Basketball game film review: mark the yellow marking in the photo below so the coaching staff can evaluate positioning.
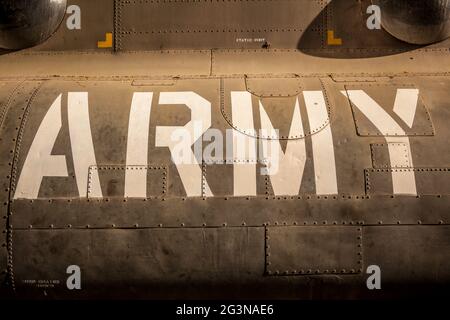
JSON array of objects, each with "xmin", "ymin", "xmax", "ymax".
[
  {"xmin": 97, "ymin": 32, "xmax": 113, "ymax": 48},
  {"xmin": 327, "ymin": 30, "xmax": 342, "ymax": 46}
]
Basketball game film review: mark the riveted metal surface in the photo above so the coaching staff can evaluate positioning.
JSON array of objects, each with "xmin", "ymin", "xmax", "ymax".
[
  {"xmin": 0, "ymin": 81, "xmax": 22, "ymax": 291},
  {"xmin": 245, "ymin": 76, "xmax": 303, "ymax": 98},
  {"xmin": 344, "ymin": 84, "xmax": 435, "ymax": 137},
  {"xmin": 116, "ymin": 0, "xmax": 326, "ymax": 50},
  {"xmin": 201, "ymin": 160, "xmax": 233, "ymax": 198},
  {"xmin": 131, "ymin": 79, "xmax": 177, "ymax": 87},
  {"xmin": 4, "ymin": 51, "xmax": 450, "ymax": 81},
  {"xmin": 362, "ymin": 226, "xmax": 450, "ymax": 297},
  {"xmin": 370, "ymin": 143, "xmax": 411, "ymax": 169},
  {"xmin": 9, "ymin": 195, "xmax": 450, "ymax": 229},
  {"xmin": 221, "ymin": 77, "xmax": 331, "ymax": 140},
  {"xmin": 13, "ymin": 227, "xmax": 265, "ymax": 298},
  {"xmin": 1, "ymin": 0, "xmax": 450, "ymax": 298},
  {"xmin": 300, "ymin": 0, "xmax": 450, "ymax": 58},
  {"xmin": 7, "ymin": 225, "xmax": 449, "ymax": 299},
  {"xmin": 211, "ymin": 49, "xmax": 450, "ymax": 77},
  {"xmin": 0, "ymin": 82, "xmax": 23, "ymax": 129},
  {"xmin": 33, "ymin": 0, "xmax": 114, "ymax": 51},
  {"xmin": 0, "ymin": 51, "xmax": 213, "ymax": 80},
  {"xmin": 330, "ymin": 76, "xmax": 394, "ymax": 83},
  {"xmin": 325, "ymin": 0, "xmax": 412, "ymax": 51},
  {"xmin": 0, "ymin": 81, "xmax": 44, "ymax": 292},
  {"xmin": 365, "ymin": 168, "xmax": 450, "ymax": 196},
  {"xmin": 266, "ymin": 226, "xmax": 362, "ymax": 276},
  {"xmin": 11, "ymin": 79, "xmax": 220, "ymax": 200},
  {"xmin": 201, "ymin": 159, "xmax": 269, "ymax": 198},
  {"xmin": 97, "ymin": 0, "xmax": 450, "ymax": 53},
  {"xmin": 3, "ymin": 76, "xmax": 450, "ymax": 231},
  {"xmin": 87, "ymin": 165, "xmax": 168, "ymax": 199}
]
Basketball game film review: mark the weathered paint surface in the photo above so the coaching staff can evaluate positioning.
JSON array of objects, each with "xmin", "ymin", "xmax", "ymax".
[{"xmin": 0, "ymin": 0, "xmax": 449, "ymax": 299}]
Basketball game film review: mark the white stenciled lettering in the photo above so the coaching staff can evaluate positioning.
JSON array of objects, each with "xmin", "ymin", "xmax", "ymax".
[
  {"xmin": 259, "ymin": 99, "xmax": 306, "ymax": 196},
  {"xmin": 304, "ymin": 91, "xmax": 338, "ymax": 195},
  {"xmin": 342, "ymin": 89, "xmax": 417, "ymax": 195},
  {"xmin": 124, "ymin": 93, "xmax": 153, "ymax": 198},
  {"xmin": 68, "ymin": 92, "xmax": 102, "ymax": 198},
  {"xmin": 231, "ymin": 91, "xmax": 337, "ymax": 196},
  {"xmin": 230, "ymin": 92, "xmax": 257, "ymax": 196},
  {"xmin": 14, "ymin": 95, "xmax": 68, "ymax": 199},
  {"xmin": 155, "ymin": 92, "xmax": 212, "ymax": 197}
]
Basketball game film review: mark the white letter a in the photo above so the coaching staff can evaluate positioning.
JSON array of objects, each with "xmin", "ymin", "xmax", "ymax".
[{"xmin": 14, "ymin": 95, "xmax": 68, "ymax": 199}]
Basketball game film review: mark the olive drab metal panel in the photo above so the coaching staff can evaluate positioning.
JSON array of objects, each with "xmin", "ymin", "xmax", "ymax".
[
  {"xmin": 13, "ymin": 228, "xmax": 265, "ymax": 298},
  {"xmin": 34, "ymin": 0, "xmax": 115, "ymax": 51},
  {"xmin": 116, "ymin": 0, "xmax": 327, "ymax": 50},
  {"xmin": 266, "ymin": 226, "xmax": 362, "ymax": 276},
  {"xmin": 1, "ymin": 0, "xmax": 450, "ymax": 300},
  {"xmin": 344, "ymin": 84, "xmax": 434, "ymax": 137}
]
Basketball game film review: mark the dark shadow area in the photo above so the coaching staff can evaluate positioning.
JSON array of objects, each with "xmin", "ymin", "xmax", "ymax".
[
  {"xmin": 297, "ymin": 0, "xmax": 422, "ymax": 59},
  {"xmin": 0, "ymin": 48, "xmax": 13, "ymax": 56},
  {"xmin": 6, "ymin": 280, "xmax": 450, "ymax": 300}
]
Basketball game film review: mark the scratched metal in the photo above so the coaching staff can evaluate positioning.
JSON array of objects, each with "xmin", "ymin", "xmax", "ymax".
[
  {"xmin": 0, "ymin": 81, "xmax": 42, "ymax": 294},
  {"xmin": 9, "ymin": 226, "xmax": 450, "ymax": 299}
]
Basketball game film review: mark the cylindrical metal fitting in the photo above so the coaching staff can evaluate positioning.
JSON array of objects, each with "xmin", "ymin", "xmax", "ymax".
[
  {"xmin": 374, "ymin": 0, "xmax": 450, "ymax": 44},
  {"xmin": 0, "ymin": 0, "xmax": 67, "ymax": 50}
]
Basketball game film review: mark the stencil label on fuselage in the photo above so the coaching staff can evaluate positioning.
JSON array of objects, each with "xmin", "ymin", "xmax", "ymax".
[{"xmin": 13, "ymin": 83, "xmax": 432, "ymax": 199}]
